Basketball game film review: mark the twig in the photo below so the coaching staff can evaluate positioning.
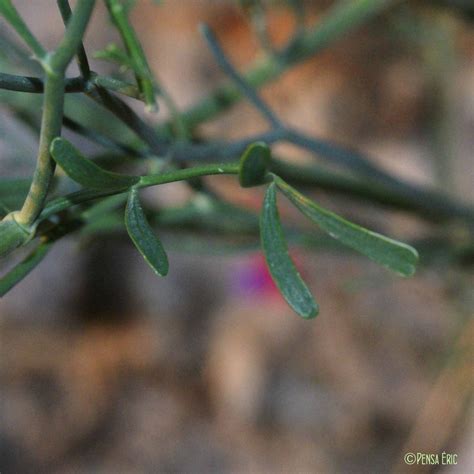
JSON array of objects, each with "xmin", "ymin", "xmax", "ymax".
[
  {"xmin": 0, "ymin": 0, "xmax": 46, "ymax": 61},
  {"xmin": 104, "ymin": 0, "xmax": 157, "ymax": 112},
  {"xmin": 174, "ymin": 0, "xmax": 401, "ymax": 131},
  {"xmin": 200, "ymin": 23, "xmax": 282, "ymax": 130},
  {"xmin": 56, "ymin": 0, "xmax": 91, "ymax": 79},
  {"xmin": 0, "ymin": 72, "xmax": 85, "ymax": 93},
  {"xmin": 17, "ymin": 0, "xmax": 96, "ymax": 227}
]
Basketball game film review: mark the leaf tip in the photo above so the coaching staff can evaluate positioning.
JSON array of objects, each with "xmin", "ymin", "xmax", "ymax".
[{"xmin": 299, "ymin": 301, "xmax": 319, "ymax": 319}]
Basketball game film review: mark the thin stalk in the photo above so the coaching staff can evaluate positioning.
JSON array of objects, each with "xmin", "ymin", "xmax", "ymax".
[
  {"xmin": 0, "ymin": 0, "xmax": 46, "ymax": 61},
  {"xmin": 270, "ymin": 159, "xmax": 474, "ymax": 223},
  {"xmin": 56, "ymin": 0, "xmax": 91, "ymax": 78},
  {"xmin": 16, "ymin": 0, "xmax": 95, "ymax": 226},
  {"xmin": 105, "ymin": 0, "xmax": 157, "ymax": 111},
  {"xmin": 0, "ymin": 71, "xmax": 144, "ymax": 101},
  {"xmin": 16, "ymin": 72, "xmax": 65, "ymax": 226},
  {"xmin": 173, "ymin": 0, "xmax": 400, "ymax": 131},
  {"xmin": 0, "ymin": 72, "xmax": 85, "ymax": 93},
  {"xmin": 201, "ymin": 24, "xmax": 282, "ymax": 129},
  {"xmin": 89, "ymin": 86, "xmax": 165, "ymax": 153},
  {"xmin": 48, "ymin": 0, "xmax": 95, "ymax": 73},
  {"xmin": 40, "ymin": 162, "xmax": 240, "ymax": 220}
]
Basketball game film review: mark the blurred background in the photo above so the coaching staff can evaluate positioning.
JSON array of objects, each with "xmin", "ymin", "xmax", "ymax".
[{"xmin": 0, "ymin": 1, "xmax": 473, "ymax": 472}]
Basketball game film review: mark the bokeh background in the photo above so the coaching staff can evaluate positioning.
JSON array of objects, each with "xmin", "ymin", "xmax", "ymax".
[{"xmin": 0, "ymin": 1, "xmax": 473, "ymax": 473}]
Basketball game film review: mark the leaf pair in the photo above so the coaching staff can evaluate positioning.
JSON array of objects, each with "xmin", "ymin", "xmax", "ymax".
[
  {"xmin": 260, "ymin": 177, "xmax": 419, "ymax": 319},
  {"xmin": 51, "ymin": 137, "xmax": 168, "ymax": 277}
]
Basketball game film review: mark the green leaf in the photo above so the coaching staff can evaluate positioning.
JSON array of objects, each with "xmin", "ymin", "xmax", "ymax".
[
  {"xmin": 260, "ymin": 182, "xmax": 318, "ymax": 319},
  {"xmin": 125, "ymin": 187, "xmax": 169, "ymax": 276},
  {"xmin": 239, "ymin": 141, "xmax": 270, "ymax": 188},
  {"xmin": 0, "ymin": 241, "xmax": 51, "ymax": 296},
  {"xmin": 50, "ymin": 137, "xmax": 139, "ymax": 189},
  {"xmin": 0, "ymin": 212, "xmax": 34, "ymax": 258},
  {"xmin": 274, "ymin": 176, "xmax": 419, "ymax": 277}
]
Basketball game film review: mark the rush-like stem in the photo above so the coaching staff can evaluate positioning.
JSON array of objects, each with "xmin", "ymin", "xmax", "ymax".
[
  {"xmin": 178, "ymin": 0, "xmax": 401, "ymax": 130},
  {"xmin": 16, "ymin": 72, "xmax": 65, "ymax": 226},
  {"xmin": 15, "ymin": 0, "xmax": 95, "ymax": 227}
]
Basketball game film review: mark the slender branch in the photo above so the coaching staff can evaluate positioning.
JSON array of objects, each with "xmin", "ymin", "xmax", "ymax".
[
  {"xmin": 56, "ymin": 0, "xmax": 91, "ymax": 78},
  {"xmin": 171, "ymin": 0, "xmax": 401, "ymax": 132},
  {"xmin": 105, "ymin": 0, "xmax": 157, "ymax": 111},
  {"xmin": 280, "ymin": 0, "xmax": 399, "ymax": 64},
  {"xmin": 88, "ymin": 86, "xmax": 166, "ymax": 153},
  {"xmin": 270, "ymin": 158, "xmax": 474, "ymax": 223},
  {"xmin": 285, "ymin": 129, "xmax": 402, "ymax": 186},
  {"xmin": 200, "ymin": 23, "xmax": 282, "ymax": 129},
  {"xmin": 16, "ymin": 0, "xmax": 96, "ymax": 227},
  {"xmin": 48, "ymin": 0, "xmax": 95, "ymax": 73},
  {"xmin": 173, "ymin": 128, "xmax": 286, "ymax": 162},
  {"xmin": 138, "ymin": 162, "xmax": 239, "ymax": 187},
  {"xmin": 0, "ymin": 71, "xmax": 85, "ymax": 93},
  {"xmin": 0, "ymin": 0, "xmax": 46, "ymax": 60},
  {"xmin": 0, "ymin": 71, "xmax": 143, "ymax": 100},
  {"xmin": 16, "ymin": 72, "xmax": 65, "ymax": 226},
  {"xmin": 0, "ymin": 70, "xmax": 154, "ymax": 152},
  {"xmin": 40, "ymin": 162, "xmax": 240, "ymax": 220}
]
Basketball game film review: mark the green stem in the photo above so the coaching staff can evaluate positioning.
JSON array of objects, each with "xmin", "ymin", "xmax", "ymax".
[
  {"xmin": 174, "ymin": 0, "xmax": 400, "ymax": 131},
  {"xmin": 270, "ymin": 159, "xmax": 474, "ymax": 223},
  {"xmin": 56, "ymin": 0, "xmax": 91, "ymax": 78},
  {"xmin": 0, "ymin": 72, "xmax": 85, "ymax": 93},
  {"xmin": 16, "ymin": 0, "xmax": 95, "ymax": 226},
  {"xmin": 0, "ymin": 71, "xmax": 143, "ymax": 100},
  {"xmin": 105, "ymin": 0, "xmax": 157, "ymax": 111},
  {"xmin": 17, "ymin": 72, "xmax": 65, "ymax": 226},
  {"xmin": 138, "ymin": 163, "xmax": 239, "ymax": 187},
  {"xmin": 48, "ymin": 0, "xmax": 95, "ymax": 73},
  {"xmin": 0, "ymin": 0, "xmax": 46, "ymax": 61},
  {"xmin": 40, "ymin": 162, "xmax": 240, "ymax": 220}
]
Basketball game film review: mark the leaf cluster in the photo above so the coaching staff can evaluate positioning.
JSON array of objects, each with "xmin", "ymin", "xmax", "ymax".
[{"xmin": 0, "ymin": 0, "xmax": 472, "ymax": 317}]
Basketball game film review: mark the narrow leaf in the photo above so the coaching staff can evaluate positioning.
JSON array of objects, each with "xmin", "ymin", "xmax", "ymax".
[
  {"xmin": 50, "ymin": 137, "xmax": 139, "ymax": 189},
  {"xmin": 260, "ymin": 182, "xmax": 318, "ymax": 319},
  {"xmin": 0, "ymin": 241, "xmax": 51, "ymax": 296},
  {"xmin": 239, "ymin": 141, "xmax": 271, "ymax": 188},
  {"xmin": 125, "ymin": 187, "xmax": 169, "ymax": 276},
  {"xmin": 274, "ymin": 176, "xmax": 419, "ymax": 277}
]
